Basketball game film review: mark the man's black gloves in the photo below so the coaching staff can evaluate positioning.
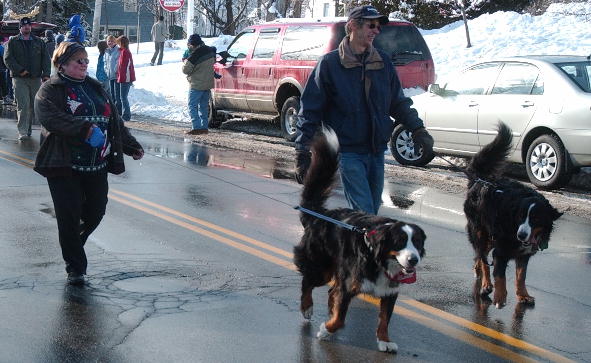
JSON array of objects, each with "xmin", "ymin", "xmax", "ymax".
[
  {"xmin": 412, "ymin": 127, "xmax": 434, "ymax": 155},
  {"xmin": 295, "ymin": 150, "xmax": 311, "ymax": 184}
]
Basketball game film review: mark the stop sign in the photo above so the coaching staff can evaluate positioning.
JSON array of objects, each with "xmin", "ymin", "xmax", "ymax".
[{"xmin": 159, "ymin": 0, "xmax": 184, "ymax": 12}]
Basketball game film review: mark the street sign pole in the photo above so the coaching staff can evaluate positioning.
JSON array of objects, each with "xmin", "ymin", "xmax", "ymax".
[{"xmin": 186, "ymin": 0, "xmax": 194, "ymax": 38}]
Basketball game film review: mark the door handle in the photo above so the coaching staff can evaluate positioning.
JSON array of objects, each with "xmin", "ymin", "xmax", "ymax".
[
  {"xmin": 468, "ymin": 101, "xmax": 478, "ymax": 107},
  {"xmin": 521, "ymin": 101, "xmax": 535, "ymax": 107}
]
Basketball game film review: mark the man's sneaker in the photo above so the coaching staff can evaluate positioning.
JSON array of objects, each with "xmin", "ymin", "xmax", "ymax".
[
  {"xmin": 150, "ymin": 62, "xmax": 155, "ymax": 66},
  {"xmin": 67, "ymin": 272, "xmax": 85, "ymax": 286},
  {"xmin": 18, "ymin": 134, "xmax": 27, "ymax": 141}
]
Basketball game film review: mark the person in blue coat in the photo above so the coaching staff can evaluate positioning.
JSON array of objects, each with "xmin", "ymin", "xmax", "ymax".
[{"xmin": 67, "ymin": 14, "xmax": 86, "ymax": 44}]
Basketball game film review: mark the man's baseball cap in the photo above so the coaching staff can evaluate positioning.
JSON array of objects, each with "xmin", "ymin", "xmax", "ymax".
[
  {"xmin": 19, "ymin": 17, "xmax": 32, "ymax": 28},
  {"xmin": 347, "ymin": 6, "xmax": 388, "ymax": 25}
]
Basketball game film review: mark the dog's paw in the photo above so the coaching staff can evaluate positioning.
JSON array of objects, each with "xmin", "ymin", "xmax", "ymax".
[
  {"xmin": 302, "ymin": 306, "xmax": 313, "ymax": 320},
  {"xmin": 377, "ymin": 339, "xmax": 398, "ymax": 353},
  {"xmin": 493, "ymin": 292, "xmax": 507, "ymax": 309},
  {"xmin": 517, "ymin": 294, "xmax": 535, "ymax": 305},
  {"xmin": 316, "ymin": 322, "xmax": 332, "ymax": 340}
]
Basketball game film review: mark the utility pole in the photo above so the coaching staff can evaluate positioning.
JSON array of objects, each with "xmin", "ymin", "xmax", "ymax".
[
  {"xmin": 186, "ymin": 0, "xmax": 194, "ymax": 37},
  {"xmin": 91, "ymin": 0, "xmax": 103, "ymax": 45}
]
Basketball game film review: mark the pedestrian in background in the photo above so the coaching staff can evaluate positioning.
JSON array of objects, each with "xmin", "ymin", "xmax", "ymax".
[
  {"xmin": 150, "ymin": 15, "xmax": 168, "ymax": 66},
  {"xmin": 34, "ymin": 42, "xmax": 143, "ymax": 285},
  {"xmin": 67, "ymin": 14, "xmax": 86, "ymax": 45},
  {"xmin": 96, "ymin": 40, "xmax": 109, "ymax": 92},
  {"xmin": 0, "ymin": 38, "xmax": 14, "ymax": 104},
  {"xmin": 294, "ymin": 6, "xmax": 434, "ymax": 215},
  {"xmin": 115, "ymin": 35, "xmax": 135, "ymax": 122},
  {"xmin": 182, "ymin": 34, "xmax": 215, "ymax": 135},
  {"xmin": 44, "ymin": 30, "xmax": 56, "ymax": 62},
  {"xmin": 3, "ymin": 17, "xmax": 51, "ymax": 140},
  {"xmin": 0, "ymin": 39, "xmax": 8, "ymax": 107},
  {"xmin": 103, "ymin": 35, "xmax": 120, "ymax": 104}
]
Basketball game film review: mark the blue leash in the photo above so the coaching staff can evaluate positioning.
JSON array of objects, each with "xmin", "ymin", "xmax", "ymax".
[{"xmin": 294, "ymin": 206, "xmax": 366, "ymax": 234}]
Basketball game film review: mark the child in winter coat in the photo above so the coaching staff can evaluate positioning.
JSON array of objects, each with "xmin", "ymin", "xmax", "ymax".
[{"xmin": 67, "ymin": 14, "xmax": 86, "ymax": 44}]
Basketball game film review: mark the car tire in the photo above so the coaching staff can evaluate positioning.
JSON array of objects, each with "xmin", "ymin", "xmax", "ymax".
[
  {"xmin": 208, "ymin": 98, "xmax": 223, "ymax": 129},
  {"xmin": 389, "ymin": 124, "xmax": 434, "ymax": 166},
  {"xmin": 525, "ymin": 134, "xmax": 572, "ymax": 189},
  {"xmin": 280, "ymin": 96, "xmax": 300, "ymax": 142}
]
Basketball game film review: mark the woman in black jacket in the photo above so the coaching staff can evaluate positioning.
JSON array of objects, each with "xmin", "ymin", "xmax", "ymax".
[{"xmin": 34, "ymin": 42, "xmax": 144, "ymax": 285}]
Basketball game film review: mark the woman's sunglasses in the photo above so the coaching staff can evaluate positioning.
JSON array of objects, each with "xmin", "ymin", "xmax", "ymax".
[
  {"xmin": 366, "ymin": 23, "xmax": 382, "ymax": 31},
  {"xmin": 75, "ymin": 58, "xmax": 90, "ymax": 65}
]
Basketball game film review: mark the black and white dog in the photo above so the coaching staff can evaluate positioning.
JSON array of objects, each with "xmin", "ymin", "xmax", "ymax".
[
  {"xmin": 464, "ymin": 122, "xmax": 562, "ymax": 308},
  {"xmin": 293, "ymin": 128, "xmax": 426, "ymax": 353}
]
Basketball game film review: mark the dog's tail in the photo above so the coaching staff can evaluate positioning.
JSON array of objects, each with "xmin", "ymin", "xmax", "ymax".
[
  {"xmin": 299, "ymin": 126, "xmax": 339, "ymax": 218},
  {"xmin": 466, "ymin": 122, "xmax": 513, "ymax": 181}
]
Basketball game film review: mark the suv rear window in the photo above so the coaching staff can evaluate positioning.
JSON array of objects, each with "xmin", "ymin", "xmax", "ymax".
[
  {"xmin": 556, "ymin": 61, "xmax": 591, "ymax": 93},
  {"xmin": 334, "ymin": 23, "xmax": 432, "ymax": 65}
]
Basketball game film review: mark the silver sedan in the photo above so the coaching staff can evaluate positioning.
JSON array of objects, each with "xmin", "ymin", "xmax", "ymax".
[{"xmin": 390, "ymin": 55, "xmax": 591, "ymax": 189}]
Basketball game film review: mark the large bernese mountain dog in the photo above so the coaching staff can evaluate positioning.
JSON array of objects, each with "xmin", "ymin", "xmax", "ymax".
[
  {"xmin": 293, "ymin": 128, "xmax": 426, "ymax": 353},
  {"xmin": 464, "ymin": 122, "xmax": 562, "ymax": 309}
]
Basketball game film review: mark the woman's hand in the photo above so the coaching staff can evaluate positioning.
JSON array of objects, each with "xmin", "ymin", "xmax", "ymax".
[{"xmin": 132, "ymin": 149, "xmax": 144, "ymax": 160}]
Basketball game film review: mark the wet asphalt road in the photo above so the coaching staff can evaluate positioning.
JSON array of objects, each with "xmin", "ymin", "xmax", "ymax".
[{"xmin": 0, "ymin": 115, "xmax": 590, "ymax": 362}]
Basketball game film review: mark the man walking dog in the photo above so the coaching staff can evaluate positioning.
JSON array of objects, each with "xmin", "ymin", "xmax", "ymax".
[{"xmin": 295, "ymin": 6, "xmax": 434, "ymax": 214}]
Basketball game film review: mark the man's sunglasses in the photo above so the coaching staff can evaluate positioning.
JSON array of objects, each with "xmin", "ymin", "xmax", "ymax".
[
  {"xmin": 366, "ymin": 23, "xmax": 382, "ymax": 31},
  {"xmin": 75, "ymin": 58, "xmax": 90, "ymax": 65}
]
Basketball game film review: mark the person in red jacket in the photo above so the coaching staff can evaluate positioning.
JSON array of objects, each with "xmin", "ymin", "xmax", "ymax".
[{"xmin": 115, "ymin": 35, "xmax": 135, "ymax": 121}]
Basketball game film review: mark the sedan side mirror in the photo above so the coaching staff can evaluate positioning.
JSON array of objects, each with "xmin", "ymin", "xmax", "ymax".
[{"xmin": 428, "ymin": 83, "xmax": 442, "ymax": 95}]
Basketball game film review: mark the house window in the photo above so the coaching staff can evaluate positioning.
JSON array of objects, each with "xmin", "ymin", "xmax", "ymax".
[
  {"xmin": 123, "ymin": 0, "xmax": 137, "ymax": 12},
  {"xmin": 127, "ymin": 26, "xmax": 138, "ymax": 43},
  {"xmin": 322, "ymin": 3, "xmax": 330, "ymax": 17},
  {"xmin": 106, "ymin": 26, "xmax": 125, "ymax": 38}
]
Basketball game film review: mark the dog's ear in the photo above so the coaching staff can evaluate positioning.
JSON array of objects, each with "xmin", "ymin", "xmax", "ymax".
[{"xmin": 416, "ymin": 226, "xmax": 427, "ymax": 258}]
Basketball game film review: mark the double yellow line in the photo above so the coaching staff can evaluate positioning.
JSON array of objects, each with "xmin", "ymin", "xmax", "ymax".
[{"xmin": 0, "ymin": 148, "xmax": 573, "ymax": 362}]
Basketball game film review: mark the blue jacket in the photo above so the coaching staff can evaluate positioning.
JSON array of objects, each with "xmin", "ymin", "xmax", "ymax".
[
  {"xmin": 67, "ymin": 15, "xmax": 85, "ymax": 44},
  {"xmin": 96, "ymin": 53, "xmax": 108, "ymax": 82},
  {"xmin": 103, "ymin": 46, "xmax": 120, "ymax": 80},
  {"xmin": 296, "ymin": 38, "xmax": 423, "ymax": 153}
]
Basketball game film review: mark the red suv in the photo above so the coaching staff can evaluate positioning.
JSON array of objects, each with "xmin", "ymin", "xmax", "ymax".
[{"xmin": 212, "ymin": 18, "xmax": 435, "ymax": 141}]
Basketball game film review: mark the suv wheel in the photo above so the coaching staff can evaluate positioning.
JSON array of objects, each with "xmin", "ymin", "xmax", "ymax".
[
  {"xmin": 526, "ymin": 134, "xmax": 571, "ymax": 189},
  {"xmin": 208, "ymin": 98, "xmax": 223, "ymax": 129},
  {"xmin": 389, "ymin": 124, "xmax": 434, "ymax": 166},
  {"xmin": 280, "ymin": 96, "xmax": 300, "ymax": 141}
]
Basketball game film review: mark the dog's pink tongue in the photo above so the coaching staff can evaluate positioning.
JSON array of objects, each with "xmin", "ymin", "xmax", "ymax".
[{"xmin": 396, "ymin": 270, "xmax": 416, "ymax": 284}]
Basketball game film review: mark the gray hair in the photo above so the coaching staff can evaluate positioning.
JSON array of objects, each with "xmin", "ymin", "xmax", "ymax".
[{"xmin": 345, "ymin": 18, "xmax": 365, "ymax": 36}]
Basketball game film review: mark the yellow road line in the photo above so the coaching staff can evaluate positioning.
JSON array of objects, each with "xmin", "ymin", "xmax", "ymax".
[
  {"xmin": 400, "ymin": 298, "xmax": 574, "ymax": 363},
  {"xmin": 0, "ymin": 148, "xmax": 573, "ymax": 362},
  {"xmin": 109, "ymin": 193, "xmax": 296, "ymax": 271},
  {"xmin": 110, "ymin": 189, "xmax": 294, "ymax": 259},
  {"xmin": 0, "ymin": 150, "xmax": 34, "ymax": 167}
]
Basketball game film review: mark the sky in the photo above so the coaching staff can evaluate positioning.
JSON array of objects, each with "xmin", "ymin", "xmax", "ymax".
[{"xmin": 85, "ymin": 2, "xmax": 591, "ymax": 124}]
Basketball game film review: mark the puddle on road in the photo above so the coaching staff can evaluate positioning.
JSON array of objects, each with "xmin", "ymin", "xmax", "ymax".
[
  {"xmin": 139, "ymin": 132, "xmax": 294, "ymax": 181},
  {"xmin": 114, "ymin": 276, "xmax": 193, "ymax": 293}
]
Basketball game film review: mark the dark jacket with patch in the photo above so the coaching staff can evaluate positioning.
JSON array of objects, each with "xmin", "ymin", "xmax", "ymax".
[
  {"xmin": 34, "ymin": 75, "xmax": 142, "ymax": 177},
  {"xmin": 296, "ymin": 38, "xmax": 423, "ymax": 153},
  {"xmin": 182, "ymin": 45, "xmax": 216, "ymax": 90}
]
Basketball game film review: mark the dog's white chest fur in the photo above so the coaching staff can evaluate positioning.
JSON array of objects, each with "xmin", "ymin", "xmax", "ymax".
[{"xmin": 360, "ymin": 273, "xmax": 400, "ymax": 297}]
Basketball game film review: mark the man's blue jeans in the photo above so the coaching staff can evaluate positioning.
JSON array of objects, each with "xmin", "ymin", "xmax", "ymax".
[
  {"xmin": 189, "ymin": 89, "xmax": 210, "ymax": 130},
  {"xmin": 339, "ymin": 151, "xmax": 385, "ymax": 215},
  {"xmin": 115, "ymin": 82, "xmax": 132, "ymax": 121}
]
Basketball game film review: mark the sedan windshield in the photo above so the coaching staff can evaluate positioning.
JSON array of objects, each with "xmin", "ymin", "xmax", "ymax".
[{"xmin": 555, "ymin": 61, "xmax": 591, "ymax": 92}]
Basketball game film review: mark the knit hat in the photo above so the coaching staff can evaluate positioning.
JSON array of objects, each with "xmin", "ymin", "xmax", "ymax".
[
  {"xmin": 188, "ymin": 34, "xmax": 204, "ymax": 47},
  {"xmin": 19, "ymin": 17, "xmax": 32, "ymax": 28},
  {"xmin": 56, "ymin": 42, "xmax": 86, "ymax": 67}
]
